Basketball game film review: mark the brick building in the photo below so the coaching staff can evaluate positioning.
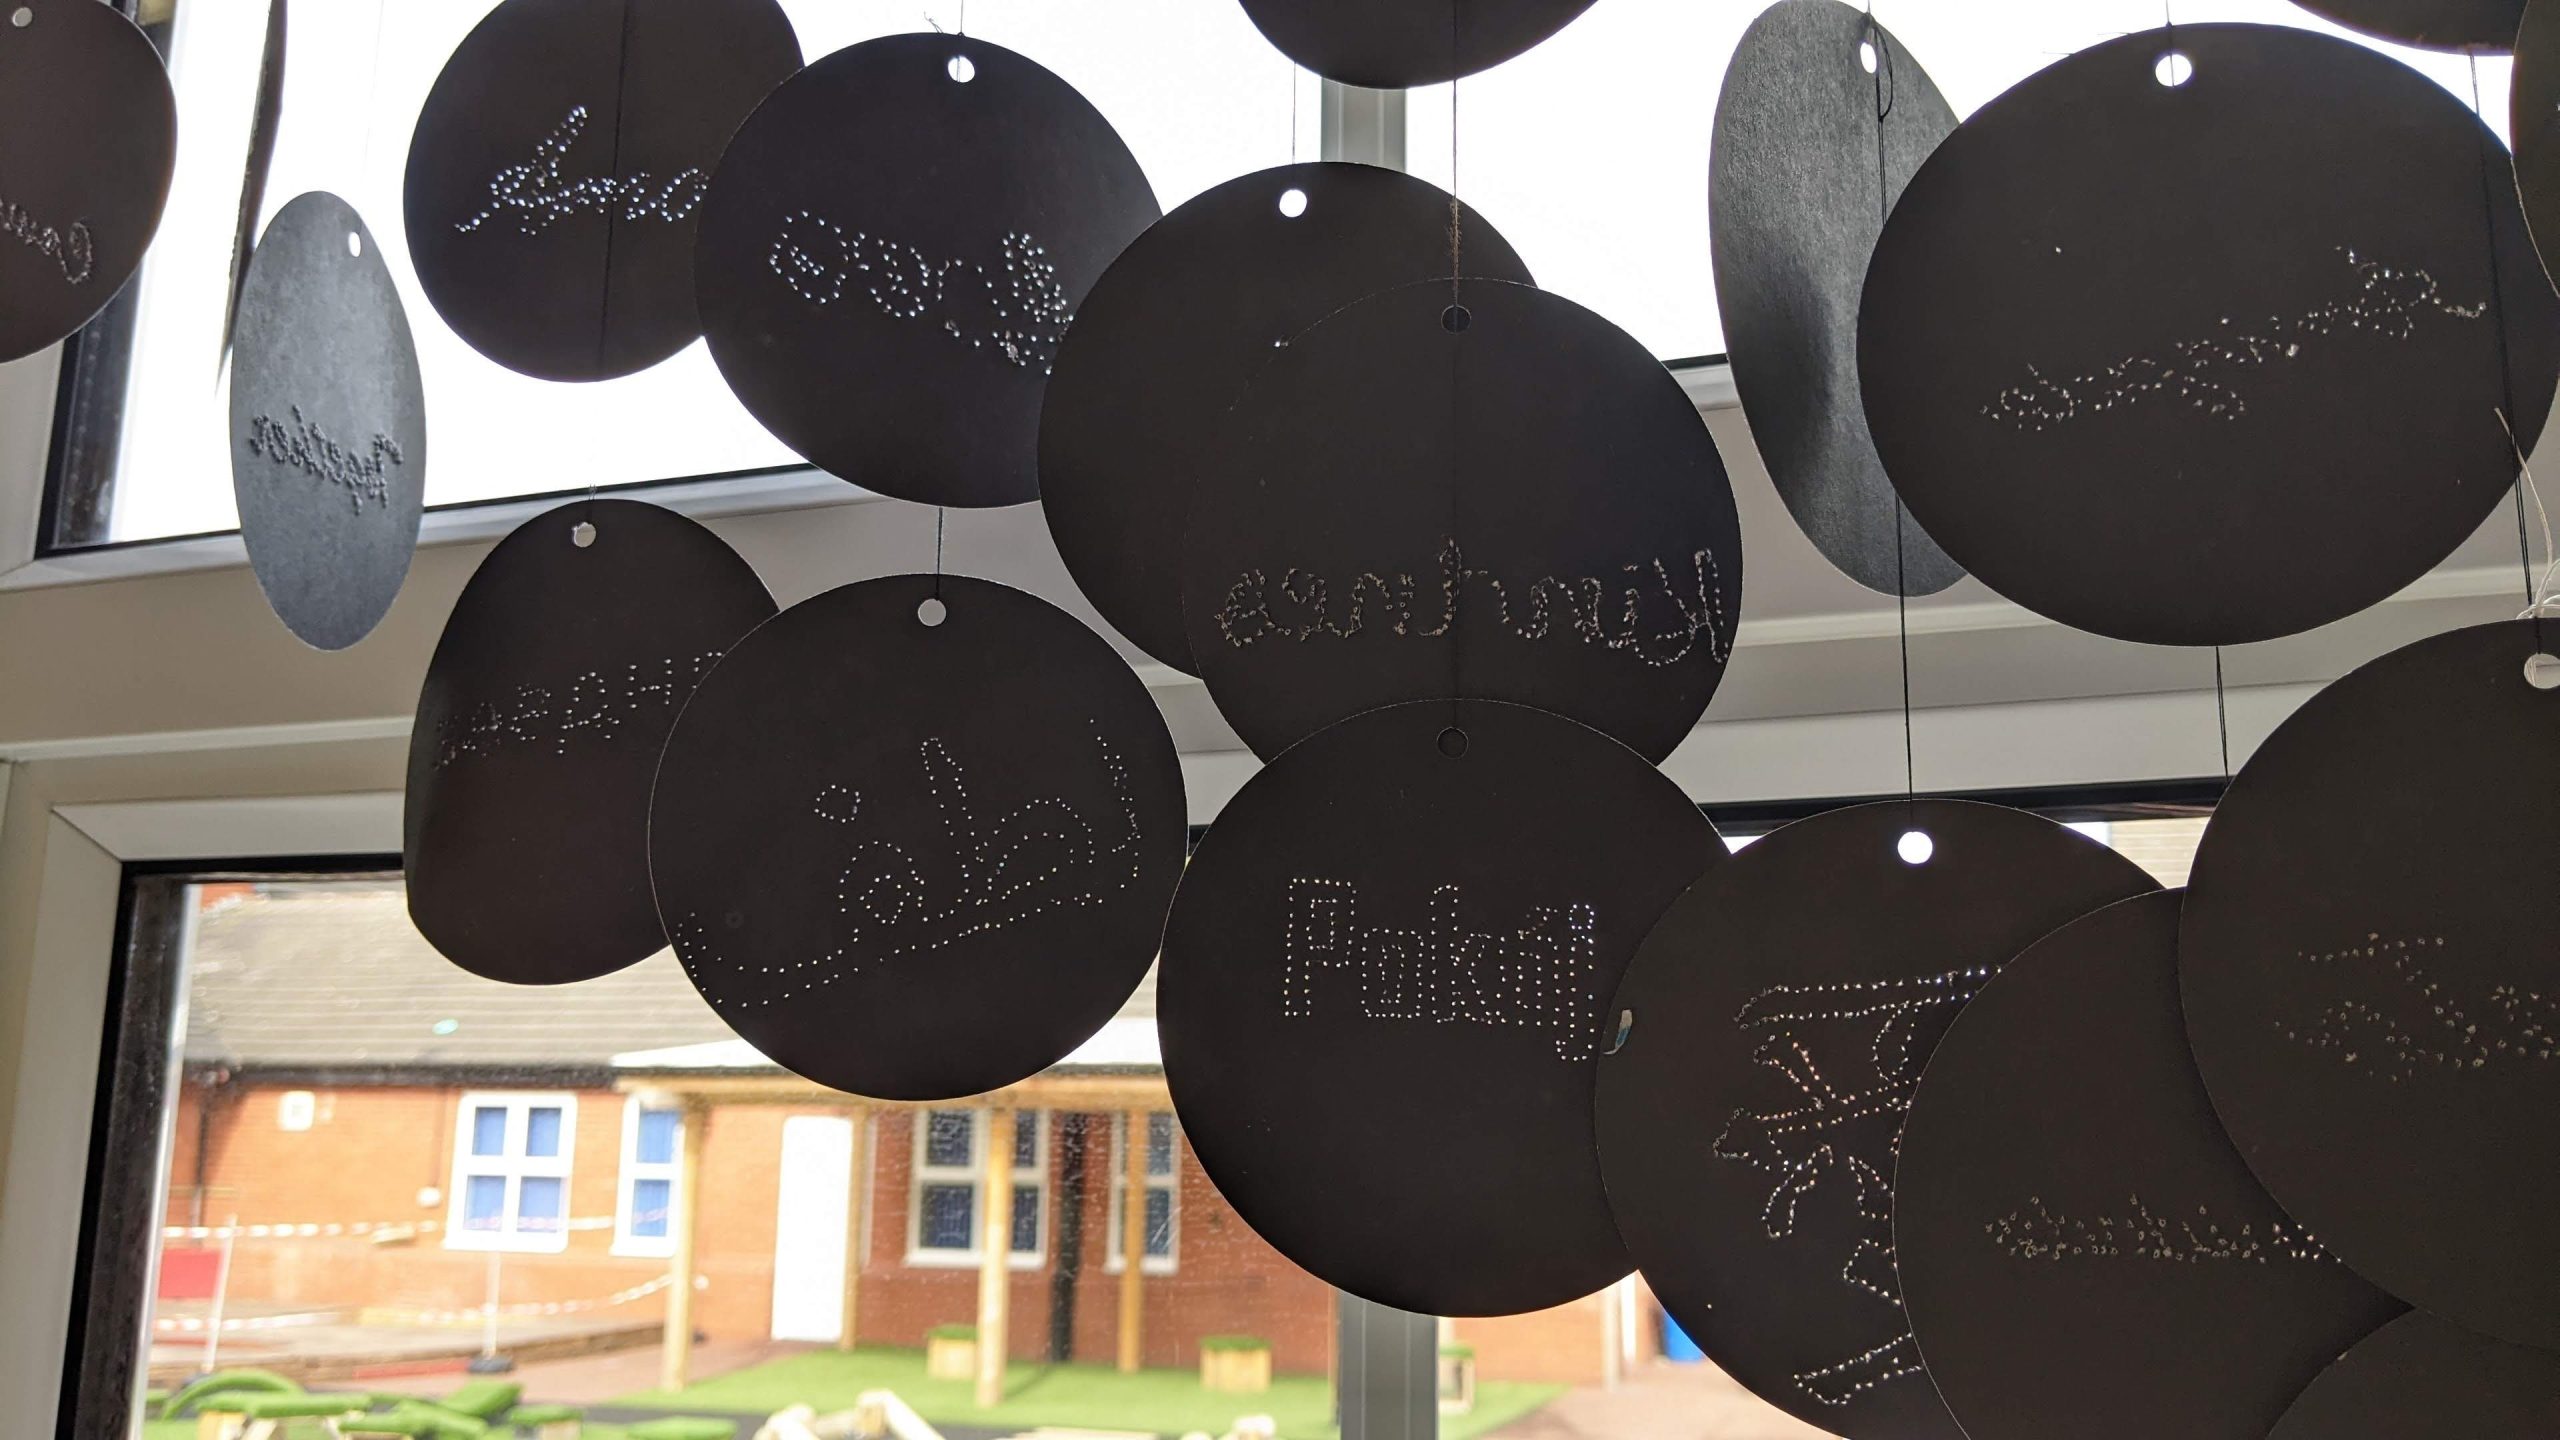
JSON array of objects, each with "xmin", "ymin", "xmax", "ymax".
[{"xmin": 165, "ymin": 884, "xmax": 1647, "ymax": 1388}]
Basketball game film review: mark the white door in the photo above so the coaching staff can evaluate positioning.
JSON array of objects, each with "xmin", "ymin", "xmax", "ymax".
[{"xmin": 771, "ymin": 1115, "xmax": 855, "ymax": 1342}]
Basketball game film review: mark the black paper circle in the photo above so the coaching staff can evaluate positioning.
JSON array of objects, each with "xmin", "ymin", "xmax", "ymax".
[
  {"xmin": 1594, "ymin": 800, "xmax": 2159, "ymax": 1439},
  {"xmin": 1235, "ymin": 0, "xmax": 1599, "ymax": 88},
  {"xmin": 1711, "ymin": 0, "xmax": 1962, "ymax": 598},
  {"xmin": 1860, "ymin": 24, "xmax": 2560, "ymax": 646},
  {"xmin": 2181, "ymin": 618, "xmax": 2560, "ymax": 1349},
  {"xmin": 405, "ymin": 500, "xmax": 776, "ymax": 985},
  {"xmin": 696, "ymin": 34, "xmax": 1159, "ymax": 507},
  {"xmin": 1896, "ymin": 891, "xmax": 2405, "ymax": 1440},
  {"xmin": 230, "ymin": 193, "xmax": 428, "ymax": 653},
  {"xmin": 1181, "ymin": 279, "xmax": 1741, "ymax": 763},
  {"xmin": 1039, "ymin": 162, "xmax": 1532, "ymax": 674},
  {"xmin": 1160, "ymin": 699, "xmax": 1720, "ymax": 1316},
  {"xmin": 0, "ymin": 0, "xmax": 177, "ymax": 363},
  {"xmin": 2514, "ymin": 1, "xmax": 2560, "ymax": 288},
  {"xmin": 2287, "ymin": 0, "xmax": 2524, "ymax": 52},
  {"xmin": 2266, "ymin": 1311, "xmax": 2560, "ymax": 1438},
  {"xmin": 649, "ymin": 574, "xmax": 1186, "ymax": 1101},
  {"xmin": 403, "ymin": 0, "xmax": 802, "ymax": 382}
]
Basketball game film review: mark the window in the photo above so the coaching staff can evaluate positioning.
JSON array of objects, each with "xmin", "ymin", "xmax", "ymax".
[
  {"xmin": 1108, "ymin": 1112, "xmax": 1180, "ymax": 1274},
  {"xmin": 446, "ymin": 1092, "xmax": 576, "ymax": 1253},
  {"xmin": 907, "ymin": 1108, "xmax": 1046, "ymax": 1268},
  {"xmin": 56, "ymin": 0, "xmax": 1322, "ymax": 548},
  {"xmin": 613, "ymin": 1099, "xmax": 683, "ymax": 1258},
  {"xmin": 1403, "ymin": 0, "xmax": 2515, "ymax": 363}
]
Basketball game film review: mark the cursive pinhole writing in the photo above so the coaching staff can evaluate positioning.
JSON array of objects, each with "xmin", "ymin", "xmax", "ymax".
[
  {"xmin": 767, "ymin": 211, "xmax": 1071, "ymax": 372},
  {"xmin": 453, "ymin": 106, "xmax": 708, "ymax": 237},
  {"xmin": 245, "ymin": 406, "xmax": 405, "ymax": 513},
  {"xmin": 1214, "ymin": 537, "xmax": 1732, "ymax": 670},
  {"xmin": 1, "ymin": 193, "xmax": 92, "ymax": 284}
]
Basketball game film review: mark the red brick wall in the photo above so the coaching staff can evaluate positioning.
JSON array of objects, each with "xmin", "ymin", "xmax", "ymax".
[{"xmin": 169, "ymin": 1084, "xmax": 1348, "ymax": 1377}]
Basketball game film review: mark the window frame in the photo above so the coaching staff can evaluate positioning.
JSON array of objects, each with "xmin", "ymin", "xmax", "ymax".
[
  {"xmin": 904, "ymin": 1107, "xmax": 1047, "ymax": 1271},
  {"xmin": 443, "ymin": 1090, "xmax": 578, "ymax": 1255},
  {"xmin": 1105, "ymin": 1111, "xmax": 1179, "ymax": 1276},
  {"xmin": 611, "ymin": 1097, "xmax": 682, "ymax": 1259}
]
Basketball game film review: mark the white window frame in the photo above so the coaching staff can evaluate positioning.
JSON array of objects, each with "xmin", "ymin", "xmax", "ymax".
[
  {"xmin": 1106, "ymin": 1112, "xmax": 1180, "ymax": 1276},
  {"xmin": 611, "ymin": 1097, "xmax": 682, "ymax": 1259},
  {"xmin": 444, "ymin": 1091, "xmax": 577, "ymax": 1255},
  {"xmin": 904, "ymin": 1108, "xmax": 1045, "ymax": 1271}
]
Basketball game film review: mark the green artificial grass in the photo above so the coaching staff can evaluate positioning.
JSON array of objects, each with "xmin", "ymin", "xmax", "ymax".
[
  {"xmin": 144, "ymin": 1424, "xmax": 642, "ymax": 1440},
  {"xmin": 1197, "ymin": 1334, "xmax": 1271, "ymax": 1354},
  {"xmin": 613, "ymin": 1344, "xmax": 1565, "ymax": 1440}
]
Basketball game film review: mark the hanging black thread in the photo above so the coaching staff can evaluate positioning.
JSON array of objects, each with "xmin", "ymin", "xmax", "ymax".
[
  {"xmin": 584, "ymin": 0, "xmax": 641, "ymax": 525},
  {"xmin": 2213, "ymin": 645, "xmax": 2231, "ymax": 782},
  {"xmin": 934, "ymin": 505, "xmax": 947, "ymax": 598},
  {"xmin": 1866, "ymin": 6, "xmax": 1918, "ymax": 806}
]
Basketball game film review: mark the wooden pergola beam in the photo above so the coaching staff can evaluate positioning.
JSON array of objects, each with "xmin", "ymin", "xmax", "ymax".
[
  {"xmin": 975, "ymin": 1108, "xmax": 1017, "ymax": 1409},
  {"xmin": 1117, "ymin": 1109, "xmax": 1147, "ymax": 1374},
  {"xmin": 659, "ymin": 1099, "xmax": 711, "ymax": 1393}
]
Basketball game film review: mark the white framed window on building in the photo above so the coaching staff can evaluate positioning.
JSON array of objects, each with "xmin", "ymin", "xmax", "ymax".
[
  {"xmin": 612, "ymin": 1099, "xmax": 683, "ymax": 1258},
  {"xmin": 907, "ymin": 1108, "xmax": 1045, "ymax": 1269},
  {"xmin": 1108, "ymin": 1112, "xmax": 1180, "ymax": 1275},
  {"xmin": 445, "ymin": 1092, "xmax": 575, "ymax": 1253}
]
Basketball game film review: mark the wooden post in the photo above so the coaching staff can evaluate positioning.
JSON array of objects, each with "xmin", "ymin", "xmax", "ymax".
[
  {"xmin": 659, "ymin": 1100, "xmax": 710, "ymax": 1394},
  {"xmin": 1117, "ymin": 1110, "xmax": 1147, "ymax": 1375},
  {"xmin": 840, "ymin": 1106, "xmax": 867, "ymax": 1352},
  {"xmin": 975, "ymin": 1108, "xmax": 1017, "ymax": 1410}
]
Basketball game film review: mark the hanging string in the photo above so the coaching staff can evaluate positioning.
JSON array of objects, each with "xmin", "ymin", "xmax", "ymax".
[
  {"xmin": 1865, "ymin": 4, "xmax": 1918, "ymax": 805},
  {"xmin": 1289, "ymin": 60, "xmax": 1300, "ymax": 166},
  {"xmin": 933, "ymin": 505, "xmax": 947, "ymax": 597},
  {"xmin": 2466, "ymin": 58, "xmax": 2549, "ymax": 659},
  {"xmin": 581, "ymin": 0, "xmax": 642, "ymax": 527},
  {"xmin": 2212, "ymin": 646, "xmax": 2232, "ymax": 782}
]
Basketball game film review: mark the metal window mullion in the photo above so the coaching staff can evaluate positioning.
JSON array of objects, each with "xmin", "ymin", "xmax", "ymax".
[{"xmin": 1320, "ymin": 79, "xmax": 1408, "ymax": 170}]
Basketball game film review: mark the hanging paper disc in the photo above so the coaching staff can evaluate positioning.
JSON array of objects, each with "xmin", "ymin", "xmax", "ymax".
[
  {"xmin": 1040, "ymin": 162, "xmax": 1532, "ymax": 674},
  {"xmin": 2287, "ymin": 1, "xmax": 2523, "ymax": 52},
  {"xmin": 403, "ymin": 0, "xmax": 802, "ymax": 381},
  {"xmin": 1236, "ymin": 0, "xmax": 1599, "ymax": 88},
  {"xmin": 1896, "ymin": 890, "xmax": 2405, "ymax": 1440},
  {"xmin": 2512, "ymin": 1, "xmax": 2560, "ymax": 289},
  {"xmin": 649, "ymin": 574, "xmax": 1186, "ymax": 1100},
  {"xmin": 230, "ymin": 193, "xmax": 428, "ymax": 652},
  {"xmin": 1712, "ymin": 0, "xmax": 1962, "ymax": 597},
  {"xmin": 2266, "ymin": 1311, "xmax": 2560, "ymax": 1439},
  {"xmin": 1160, "ymin": 699, "xmax": 1720, "ymax": 1316},
  {"xmin": 0, "ymin": 0, "xmax": 177, "ymax": 363},
  {"xmin": 695, "ymin": 33, "xmax": 1159, "ymax": 506},
  {"xmin": 406, "ymin": 500, "xmax": 776, "ymax": 984},
  {"xmin": 1595, "ymin": 800, "xmax": 2158, "ymax": 1439},
  {"xmin": 1860, "ymin": 24, "xmax": 2560, "ymax": 645},
  {"xmin": 2181, "ymin": 618, "xmax": 2560, "ymax": 1348},
  {"xmin": 1181, "ymin": 279, "xmax": 1742, "ymax": 763}
]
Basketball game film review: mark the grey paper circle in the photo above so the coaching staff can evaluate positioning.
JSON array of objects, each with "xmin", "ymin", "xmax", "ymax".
[
  {"xmin": 696, "ymin": 33, "xmax": 1160, "ymax": 506},
  {"xmin": 1713, "ymin": 0, "xmax": 1961, "ymax": 597},
  {"xmin": 403, "ymin": 0, "xmax": 803, "ymax": 381},
  {"xmin": 649, "ymin": 574, "xmax": 1188, "ymax": 1101},
  {"xmin": 0, "ymin": 0, "xmax": 177, "ymax": 363},
  {"xmin": 2181, "ymin": 618, "xmax": 2560, "ymax": 1349},
  {"xmin": 1595, "ymin": 800, "xmax": 2160, "ymax": 1440},
  {"xmin": 2267, "ymin": 1311, "xmax": 2560, "ymax": 1438},
  {"xmin": 1860, "ymin": 24, "xmax": 2560, "ymax": 645},
  {"xmin": 231, "ymin": 193, "xmax": 428, "ymax": 652},
  {"xmin": 406, "ymin": 500, "xmax": 777, "ymax": 985},
  {"xmin": 1181, "ymin": 279, "xmax": 1742, "ymax": 763},
  {"xmin": 1897, "ymin": 891, "xmax": 2404, "ymax": 1440},
  {"xmin": 1039, "ymin": 161, "xmax": 1532, "ymax": 674},
  {"xmin": 1160, "ymin": 699, "xmax": 1722, "ymax": 1317}
]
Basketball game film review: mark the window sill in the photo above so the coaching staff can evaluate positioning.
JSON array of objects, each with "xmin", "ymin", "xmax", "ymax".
[
  {"xmin": 443, "ymin": 1232, "xmax": 571, "ymax": 1255},
  {"xmin": 611, "ymin": 1238, "xmax": 676, "ymax": 1260},
  {"xmin": 903, "ymin": 1249, "xmax": 1046, "ymax": 1272},
  {"xmin": 1103, "ymin": 1258, "xmax": 1179, "ymax": 1277}
]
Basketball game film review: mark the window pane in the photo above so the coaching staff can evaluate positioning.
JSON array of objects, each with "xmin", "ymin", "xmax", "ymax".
[
  {"xmin": 91, "ymin": 0, "xmax": 1320, "ymax": 545},
  {"xmin": 462, "ymin": 1174, "xmax": 505, "ymax": 1231},
  {"xmin": 518, "ymin": 1176, "xmax": 564, "ymax": 1233},
  {"xmin": 636, "ymin": 1108, "xmax": 680, "ymax": 1166},
  {"xmin": 470, "ymin": 1105, "xmax": 507, "ymax": 1157},
  {"xmin": 630, "ymin": 1178, "xmax": 672, "ymax": 1240},
  {"xmin": 525, "ymin": 1106, "xmax": 563, "ymax": 1159},
  {"xmin": 1013, "ymin": 1112, "xmax": 1040, "ymax": 1169},
  {"xmin": 1146, "ymin": 1114, "xmax": 1176, "ymax": 1177},
  {"xmin": 924, "ymin": 1111, "xmax": 975, "ymax": 1170},
  {"xmin": 919, "ymin": 1183, "xmax": 975, "ymax": 1251},
  {"xmin": 1011, "ymin": 1184, "xmax": 1042, "ymax": 1255},
  {"xmin": 1144, "ymin": 1188, "xmax": 1175, "ymax": 1259}
]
